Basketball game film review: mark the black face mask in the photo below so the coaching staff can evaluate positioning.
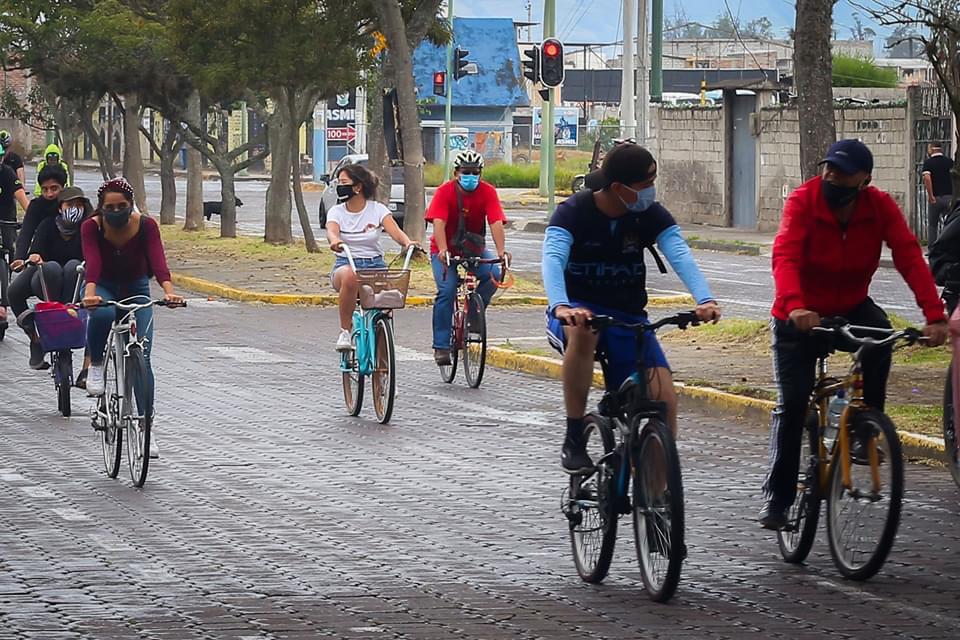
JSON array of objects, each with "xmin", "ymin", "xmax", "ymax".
[
  {"xmin": 336, "ymin": 184, "xmax": 356, "ymax": 203},
  {"xmin": 55, "ymin": 217, "xmax": 78, "ymax": 238},
  {"xmin": 104, "ymin": 207, "xmax": 133, "ymax": 228},
  {"xmin": 821, "ymin": 180, "xmax": 861, "ymax": 209}
]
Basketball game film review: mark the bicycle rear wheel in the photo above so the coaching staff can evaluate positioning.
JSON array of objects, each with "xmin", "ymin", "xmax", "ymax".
[
  {"xmin": 462, "ymin": 294, "xmax": 487, "ymax": 389},
  {"xmin": 125, "ymin": 345, "xmax": 152, "ymax": 488},
  {"xmin": 942, "ymin": 364, "xmax": 960, "ymax": 488},
  {"xmin": 100, "ymin": 347, "xmax": 122, "ymax": 478},
  {"xmin": 372, "ymin": 316, "xmax": 396, "ymax": 424},
  {"xmin": 632, "ymin": 418, "xmax": 684, "ymax": 602},
  {"xmin": 826, "ymin": 409, "xmax": 903, "ymax": 580},
  {"xmin": 342, "ymin": 328, "xmax": 364, "ymax": 416},
  {"xmin": 567, "ymin": 415, "xmax": 618, "ymax": 583},
  {"xmin": 778, "ymin": 411, "xmax": 822, "ymax": 563},
  {"xmin": 56, "ymin": 351, "xmax": 72, "ymax": 417}
]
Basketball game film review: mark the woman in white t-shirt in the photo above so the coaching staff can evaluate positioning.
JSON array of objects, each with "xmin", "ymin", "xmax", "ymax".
[{"xmin": 327, "ymin": 163, "xmax": 415, "ymax": 351}]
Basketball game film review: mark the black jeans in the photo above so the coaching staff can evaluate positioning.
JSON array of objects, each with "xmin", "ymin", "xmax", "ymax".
[
  {"xmin": 762, "ymin": 298, "xmax": 893, "ymax": 509},
  {"xmin": 929, "ymin": 196, "xmax": 953, "ymax": 245},
  {"xmin": 8, "ymin": 260, "xmax": 84, "ymax": 333}
]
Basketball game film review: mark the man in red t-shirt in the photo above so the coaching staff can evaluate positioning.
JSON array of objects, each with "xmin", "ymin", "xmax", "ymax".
[
  {"xmin": 760, "ymin": 139, "xmax": 948, "ymax": 530},
  {"xmin": 425, "ymin": 150, "xmax": 509, "ymax": 365}
]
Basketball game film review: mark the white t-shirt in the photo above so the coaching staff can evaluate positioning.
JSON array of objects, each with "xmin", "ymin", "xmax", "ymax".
[{"xmin": 327, "ymin": 201, "xmax": 391, "ymax": 259}]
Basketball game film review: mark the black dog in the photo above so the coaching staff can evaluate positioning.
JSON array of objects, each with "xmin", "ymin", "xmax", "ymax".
[{"xmin": 203, "ymin": 197, "xmax": 244, "ymax": 220}]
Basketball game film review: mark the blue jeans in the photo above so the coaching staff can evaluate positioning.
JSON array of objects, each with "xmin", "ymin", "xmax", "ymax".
[
  {"xmin": 329, "ymin": 255, "xmax": 387, "ymax": 285},
  {"xmin": 431, "ymin": 250, "xmax": 501, "ymax": 349},
  {"xmin": 87, "ymin": 278, "xmax": 154, "ymax": 411}
]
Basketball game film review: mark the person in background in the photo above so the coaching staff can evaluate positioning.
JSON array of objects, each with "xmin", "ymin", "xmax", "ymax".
[
  {"xmin": 33, "ymin": 144, "xmax": 70, "ymax": 196},
  {"xmin": 922, "ymin": 143, "xmax": 954, "ymax": 245},
  {"xmin": 11, "ymin": 165, "xmax": 67, "ymax": 273},
  {"xmin": 0, "ymin": 130, "xmax": 26, "ymax": 185}
]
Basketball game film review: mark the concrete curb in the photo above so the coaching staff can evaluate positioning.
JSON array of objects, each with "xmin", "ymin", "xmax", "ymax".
[
  {"xmin": 172, "ymin": 272, "xmax": 694, "ymax": 309},
  {"xmin": 484, "ymin": 346, "xmax": 946, "ymax": 462},
  {"xmin": 686, "ymin": 239, "xmax": 762, "ymax": 256}
]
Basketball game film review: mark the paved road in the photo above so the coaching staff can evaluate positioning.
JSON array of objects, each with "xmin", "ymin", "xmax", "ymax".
[{"xmin": 2, "ymin": 302, "xmax": 960, "ymax": 638}]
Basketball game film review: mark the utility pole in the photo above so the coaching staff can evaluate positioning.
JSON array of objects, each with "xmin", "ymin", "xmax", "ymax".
[
  {"xmin": 621, "ymin": 0, "xmax": 636, "ymax": 140},
  {"xmin": 636, "ymin": 0, "xmax": 649, "ymax": 145},
  {"xmin": 651, "ymin": 0, "xmax": 663, "ymax": 102},
  {"xmin": 539, "ymin": 0, "xmax": 556, "ymax": 204},
  {"xmin": 442, "ymin": 0, "xmax": 456, "ymax": 180}
]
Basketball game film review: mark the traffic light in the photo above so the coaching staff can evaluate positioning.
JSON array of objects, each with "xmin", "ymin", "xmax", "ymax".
[
  {"xmin": 454, "ymin": 47, "xmax": 470, "ymax": 80},
  {"xmin": 433, "ymin": 71, "xmax": 446, "ymax": 96},
  {"xmin": 541, "ymin": 38, "xmax": 564, "ymax": 88},
  {"xmin": 522, "ymin": 45, "xmax": 540, "ymax": 85}
]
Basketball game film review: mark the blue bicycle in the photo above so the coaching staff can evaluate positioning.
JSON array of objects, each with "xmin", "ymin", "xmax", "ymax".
[{"xmin": 339, "ymin": 244, "xmax": 416, "ymax": 424}]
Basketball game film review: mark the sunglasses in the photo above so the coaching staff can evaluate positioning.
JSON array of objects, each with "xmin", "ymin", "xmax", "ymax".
[{"xmin": 459, "ymin": 169, "xmax": 481, "ymax": 176}]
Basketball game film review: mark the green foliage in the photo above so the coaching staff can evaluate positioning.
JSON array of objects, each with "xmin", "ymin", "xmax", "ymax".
[
  {"xmin": 832, "ymin": 55, "xmax": 898, "ymax": 88},
  {"xmin": 423, "ymin": 162, "xmax": 575, "ymax": 191}
]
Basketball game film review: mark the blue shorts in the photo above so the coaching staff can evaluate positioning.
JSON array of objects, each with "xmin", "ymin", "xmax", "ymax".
[
  {"xmin": 330, "ymin": 255, "xmax": 387, "ymax": 286},
  {"xmin": 546, "ymin": 300, "xmax": 670, "ymax": 391}
]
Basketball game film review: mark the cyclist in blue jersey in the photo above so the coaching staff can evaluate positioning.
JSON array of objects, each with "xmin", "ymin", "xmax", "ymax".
[{"xmin": 542, "ymin": 143, "xmax": 722, "ymax": 474}]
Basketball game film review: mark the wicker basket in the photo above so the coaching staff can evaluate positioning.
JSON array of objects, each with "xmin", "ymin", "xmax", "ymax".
[{"xmin": 356, "ymin": 269, "xmax": 411, "ymax": 310}]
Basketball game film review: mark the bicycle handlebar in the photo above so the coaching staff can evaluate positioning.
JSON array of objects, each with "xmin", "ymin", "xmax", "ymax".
[
  {"xmin": 560, "ymin": 311, "xmax": 701, "ymax": 332},
  {"xmin": 444, "ymin": 254, "xmax": 510, "ymax": 270},
  {"xmin": 80, "ymin": 298, "xmax": 187, "ymax": 311},
  {"xmin": 812, "ymin": 319, "xmax": 922, "ymax": 347},
  {"xmin": 339, "ymin": 242, "xmax": 420, "ymax": 272}
]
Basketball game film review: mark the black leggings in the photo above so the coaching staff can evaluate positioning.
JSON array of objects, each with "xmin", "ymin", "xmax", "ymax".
[{"xmin": 9, "ymin": 260, "xmax": 84, "ymax": 332}]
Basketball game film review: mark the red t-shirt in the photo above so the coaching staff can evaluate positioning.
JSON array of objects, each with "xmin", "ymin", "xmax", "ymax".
[{"xmin": 426, "ymin": 180, "xmax": 507, "ymax": 255}]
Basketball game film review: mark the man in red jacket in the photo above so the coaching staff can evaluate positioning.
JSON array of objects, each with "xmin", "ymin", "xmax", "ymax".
[{"xmin": 759, "ymin": 139, "xmax": 949, "ymax": 530}]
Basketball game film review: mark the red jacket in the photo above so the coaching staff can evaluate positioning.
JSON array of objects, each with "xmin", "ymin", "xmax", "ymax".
[{"xmin": 772, "ymin": 177, "xmax": 945, "ymax": 324}]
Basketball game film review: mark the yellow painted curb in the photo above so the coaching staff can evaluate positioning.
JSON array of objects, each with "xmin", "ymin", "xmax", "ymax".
[
  {"xmin": 899, "ymin": 431, "xmax": 945, "ymax": 457},
  {"xmin": 172, "ymin": 272, "xmax": 690, "ymax": 309}
]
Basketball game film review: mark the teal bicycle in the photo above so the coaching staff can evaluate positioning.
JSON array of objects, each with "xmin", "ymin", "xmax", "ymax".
[{"xmin": 339, "ymin": 244, "xmax": 416, "ymax": 424}]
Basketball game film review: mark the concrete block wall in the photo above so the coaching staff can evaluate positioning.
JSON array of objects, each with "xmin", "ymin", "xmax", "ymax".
[{"xmin": 651, "ymin": 107, "xmax": 726, "ymax": 226}]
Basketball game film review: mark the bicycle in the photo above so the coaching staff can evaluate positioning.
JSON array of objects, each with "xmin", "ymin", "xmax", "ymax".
[
  {"xmin": 339, "ymin": 244, "xmax": 416, "ymax": 424},
  {"xmin": 940, "ymin": 284, "xmax": 960, "ymax": 488},
  {"xmin": 437, "ymin": 254, "xmax": 511, "ymax": 389},
  {"xmin": 83, "ymin": 296, "xmax": 186, "ymax": 487},
  {"xmin": 777, "ymin": 319, "xmax": 914, "ymax": 580},
  {"xmin": 0, "ymin": 219, "xmax": 22, "ymax": 341},
  {"xmin": 19, "ymin": 260, "xmax": 86, "ymax": 417},
  {"xmin": 561, "ymin": 312, "xmax": 698, "ymax": 603}
]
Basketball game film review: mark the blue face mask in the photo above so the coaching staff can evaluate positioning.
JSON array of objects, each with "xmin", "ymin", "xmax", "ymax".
[
  {"xmin": 619, "ymin": 185, "xmax": 656, "ymax": 212},
  {"xmin": 459, "ymin": 173, "xmax": 480, "ymax": 191}
]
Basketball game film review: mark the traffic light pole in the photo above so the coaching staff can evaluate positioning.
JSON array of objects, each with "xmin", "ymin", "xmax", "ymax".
[
  {"xmin": 651, "ymin": 0, "xmax": 663, "ymax": 101},
  {"xmin": 540, "ymin": 0, "xmax": 556, "ymax": 212},
  {"xmin": 442, "ymin": 0, "xmax": 455, "ymax": 181}
]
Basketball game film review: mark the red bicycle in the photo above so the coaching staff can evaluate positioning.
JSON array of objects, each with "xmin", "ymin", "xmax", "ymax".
[{"xmin": 438, "ymin": 255, "xmax": 511, "ymax": 388}]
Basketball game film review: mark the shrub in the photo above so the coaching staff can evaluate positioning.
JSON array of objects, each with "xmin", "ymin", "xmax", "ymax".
[{"xmin": 832, "ymin": 54, "xmax": 898, "ymax": 88}]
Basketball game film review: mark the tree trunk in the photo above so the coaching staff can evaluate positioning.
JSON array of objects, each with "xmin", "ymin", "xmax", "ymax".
[
  {"xmin": 184, "ymin": 90, "xmax": 205, "ymax": 231},
  {"xmin": 367, "ymin": 61, "xmax": 391, "ymax": 205},
  {"xmin": 265, "ymin": 92, "xmax": 293, "ymax": 244},
  {"xmin": 290, "ymin": 100, "xmax": 319, "ymax": 252},
  {"xmin": 794, "ymin": 0, "xmax": 837, "ymax": 181},
  {"xmin": 122, "ymin": 93, "xmax": 148, "ymax": 214},
  {"xmin": 217, "ymin": 160, "xmax": 238, "ymax": 238},
  {"xmin": 376, "ymin": 0, "xmax": 427, "ymax": 244},
  {"xmin": 159, "ymin": 126, "xmax": 180, "ymax": 225},
  {"xmin": 81, "ymin": 106, "xmax": 116, "ymax": 180}
]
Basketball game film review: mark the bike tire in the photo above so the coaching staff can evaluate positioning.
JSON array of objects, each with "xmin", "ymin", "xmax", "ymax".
[
  {"xmin": 100, "ymin": 347, "xmax": 122, "ymax": 479},
  {"xmin": 56, "ymin": 352, "xmax": 72, "ymax": 418},
  {"xmin": 778, "ymin": 411, "xmax": 822, "ymax": 564},
  {"xmin": 942, "ymin": 364, "xmax": 960, "ymax": 488},
  {"xmin": 439, "ymin": 311, "xmax": 460, "ymax": 384},
  {"xmin": 826, "ymin": 409, "xmax": 903, "ymax": 581},
  {"xmin": 342, "ymin": 329, "xmax": 364, "ymax": 416},
  {"xmin": 568, "ymin": 415, "xmax": 618, "ymax": 583},
  {"xmin": 462, "ymin": 294, "xmax": 487, "ymax": 389},
  {"xmin": 125, "ymin": 345, "xmax": 152, "ymax": 488},
  {"xmin": 372, "ymin": 316, "xmax": 396, "ymax": 424},
  {"xmin": 632, "ymin": 418, "xmax": 684, "ymax": 602}
]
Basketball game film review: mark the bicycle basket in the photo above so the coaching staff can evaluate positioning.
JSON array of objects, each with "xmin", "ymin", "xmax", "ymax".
[
  {"xmin": 356, "ymin": 269, "xmax": 411, "ymax": 310},
  {"xmin": 34, "ymin": 302, "xmax": 88, "ymax": 352}
]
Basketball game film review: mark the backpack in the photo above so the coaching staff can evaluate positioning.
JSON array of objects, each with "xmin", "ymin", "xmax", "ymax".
[{"xmin": 451, "ymin": 187, "xmax": 486, "ymax": 258}]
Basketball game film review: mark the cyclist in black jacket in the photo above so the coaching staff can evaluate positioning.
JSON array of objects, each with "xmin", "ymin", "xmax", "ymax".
[{"xmin": 929, "ymin": 205, "xmax": 960, "ymax": 314}]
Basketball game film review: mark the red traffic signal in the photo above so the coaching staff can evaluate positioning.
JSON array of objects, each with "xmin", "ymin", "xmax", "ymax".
[
  {"xmin": 541, "ymin": 38, "xmax": 564, "ymax": 88},
  {"xmin": 433, "ymin": 70, "xmax": 446, "ymax": 96},
  {"xmin": 543, "ymin": 40, "xmax": 561, "ymax": 58}
]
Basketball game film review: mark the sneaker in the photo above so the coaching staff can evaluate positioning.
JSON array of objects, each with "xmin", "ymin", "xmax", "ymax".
[
  {"xmin": 335, "ymin": 329, "xmax": 352, "ymax": 352},
  {"xmin": 561, "ymin": 436, "xmax": 594, "ymax": 475},
  {"xmin": 434, "ymin": 348, "xmax": 452, "ymax": 366},
  {"xmin": 850, "ymin": 431, "xmax": 885, "ymax": 466},
  {"xmin": 758, "ymin": 501, "xmax": 788, "ymax": 530},
  {"xmin": 74, "ymin": 368, "xmax": 88, "ymax": 390},
  {"xmin": 149, "ymin": 434, "xmax": 159, "ymax": 459},
  {"xmin": 29, "ymin": 340, "xmax": 49, "ymax": 370},
  {"xmin": 86, "ymin": 364, "xmax": 105, "ymax": 396}
]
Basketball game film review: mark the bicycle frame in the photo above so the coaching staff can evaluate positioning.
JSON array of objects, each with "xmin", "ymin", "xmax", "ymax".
[
  {"xmin": 445, "ymin": 256, "xmax": 506, "ymax": 350},
  {"xmin": 92, "ymin": 296, "xmax": 157, "ymax": 425}
]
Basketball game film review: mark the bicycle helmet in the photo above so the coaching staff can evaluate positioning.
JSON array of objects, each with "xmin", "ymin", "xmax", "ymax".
[
  {"xmin": 0, "ymin": 130, "xmax": 9, "ymax": 148},
  {"xmin": 454, "ymin": 149, "xmax": 484, "ymax": 170}
]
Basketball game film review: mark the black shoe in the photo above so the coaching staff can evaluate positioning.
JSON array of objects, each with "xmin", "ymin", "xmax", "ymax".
[
  {"xmin": 561, "ymin": 437, "xmax": 594, "ymax": 475},
  {"xmin": 850, "ymin": 433, "xmax": 885, "ymax": 466},
  {"xmin": 758, "ymin": 501, "xmax": 788, "ymax": 530},
  {"xmin": 29, "ymin": 341, "xmax": 49, "ymax": 370},
  {"xmin": 434, "ymin": 349, "xmax": 452, "ymax": 366}
]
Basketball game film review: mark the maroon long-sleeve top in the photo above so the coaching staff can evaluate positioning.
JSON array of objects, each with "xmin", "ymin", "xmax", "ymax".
[{"xmin": 81, "ymin": 215, "xmax": 172, "ymax": 286}]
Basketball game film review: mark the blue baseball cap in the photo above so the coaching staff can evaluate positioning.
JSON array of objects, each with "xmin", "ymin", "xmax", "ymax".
[{"xmin": 820, "ymin": 139, "xmax": 873, "ymax": 175}]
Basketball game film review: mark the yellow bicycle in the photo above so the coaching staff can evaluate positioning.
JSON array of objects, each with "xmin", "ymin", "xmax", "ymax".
[{"xmin": 778, "ymin": 319, "xmax": 917, "ymax": 580}]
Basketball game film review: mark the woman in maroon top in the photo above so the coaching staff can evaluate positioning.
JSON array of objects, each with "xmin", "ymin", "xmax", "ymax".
[{"xmin": 81, "ymin": 178, "xmax": 183, "ymax": 403}]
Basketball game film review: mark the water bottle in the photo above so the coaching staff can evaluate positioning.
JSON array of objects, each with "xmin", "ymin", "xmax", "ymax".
[{"xmin": 825, "ymin": 390, "xmax": 848, "ymax": 451}]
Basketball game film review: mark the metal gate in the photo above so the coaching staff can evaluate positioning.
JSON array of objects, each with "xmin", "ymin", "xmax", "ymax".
[
  {"xmin": 731, "ymin": 94, "xmax": 758, "ymax": 229},
  {"xmin": 911, "ymin": 86, "xmax": 952, "ymax": 240}
]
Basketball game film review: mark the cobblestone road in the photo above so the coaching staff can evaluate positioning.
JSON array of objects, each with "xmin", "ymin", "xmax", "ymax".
[{"xmin": 1, "ymin": 302, "xmax": 959, "ymax": 639}]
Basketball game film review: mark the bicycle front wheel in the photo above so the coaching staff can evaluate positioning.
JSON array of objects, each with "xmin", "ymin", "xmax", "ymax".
[
  {"xmin": 56, "ymin": 352, "xmax": 72, "ymax": 417},
  {"xmin": 942, "ymin": 364, "xmax": 960, "ymax": 488},
  {"xmin": 462, "ymin": 294, "xmax": 487, "ymax": 389},
  {"xmin": 371, "ymin": 316, "xmax": 396, "ymax": 424},
  {"xmin": 100, "ymin": 348, "xmax": 122, "ymax": 478},
  {"xmin": 826, "ymin": 409, "xmax": 903, "ymax": 580},
  {"xmin": 568, "ymin": 415, "xmax": 618, "ymax": 583},
  {"xmin": 125, "ymin": 345, "xmax": 152, "ymax": 488},
  {"xmin": 342, "ymin": 329, "xmax": 364, "ymax": 416},
  {"xmin": 632, "ymin": 418, "xmax": 684, "ymax": 603},
  {"xmin": 439, "ymin": 312, "xmax": 459, "ymax": 384},
  {"xmin": 778, "ymin": 411, "xmax": 822, "ymax": 564}
]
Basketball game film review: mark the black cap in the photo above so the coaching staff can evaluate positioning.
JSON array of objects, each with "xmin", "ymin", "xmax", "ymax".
[
  {"xmin": 584, "ymin": 144, "xmax": 657, "ymax": 191},
  {"xmin": 819, "ymin": 139, "xmax": 873, "ymax": 175}
]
